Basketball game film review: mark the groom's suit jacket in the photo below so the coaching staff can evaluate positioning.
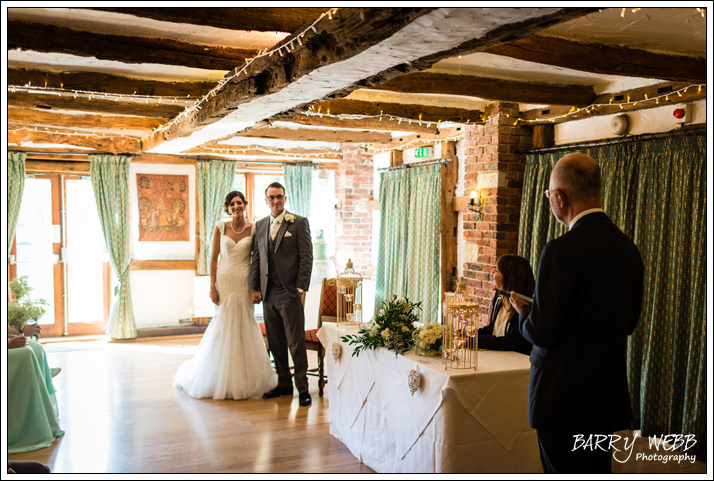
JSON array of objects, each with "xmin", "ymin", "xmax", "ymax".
[
  {"xmin": 518, "ymin": 212, "xmax": 643, "ymax": 434},
  {"xmin": 249, "ymin": 213, "xmax": 313, "ymax": 300}
]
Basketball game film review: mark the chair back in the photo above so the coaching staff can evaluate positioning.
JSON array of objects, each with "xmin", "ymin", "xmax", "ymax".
[{"xmin": 318, "ymin": 278, "xmax": 338, "ymax": 329}]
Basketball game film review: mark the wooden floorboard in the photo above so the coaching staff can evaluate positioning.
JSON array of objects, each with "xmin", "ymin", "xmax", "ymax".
[{"xmin": 7, "ymin": 336, "xmax": 707, "ymax": 474}]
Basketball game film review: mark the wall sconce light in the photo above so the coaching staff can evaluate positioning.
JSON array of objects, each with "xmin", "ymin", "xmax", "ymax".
[{"xmin": 468, "ymin": 190, "xmax": 482, "ymax": 220}]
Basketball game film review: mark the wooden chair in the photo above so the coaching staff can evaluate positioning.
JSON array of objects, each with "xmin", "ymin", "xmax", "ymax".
[{"xmin": 258, "ymin": 281, "xmax": 337, "ymax": 396}]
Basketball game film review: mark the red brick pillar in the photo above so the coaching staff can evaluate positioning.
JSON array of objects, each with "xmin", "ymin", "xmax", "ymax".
[
  {"xmin": 335, "ymin": 144, "xmax": 374, "ymax": 276},
  {"xmin": 462, "ymin": 103, "xmax": 532, "ymax": 324}
]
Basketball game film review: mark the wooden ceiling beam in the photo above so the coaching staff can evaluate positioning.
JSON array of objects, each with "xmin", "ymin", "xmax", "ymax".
[
  {"xmin": 486, "ymin": 34, "xmax": 706, "ymax": 83},
  {"xmin": 9, "ymin": 130, "xmax": 141, "ymax": 154},
  {"xmin": 520, "ymin": 82, "xmax": 706, "ymax": 124},
  {"xmin": 187, "ymin": 144, "xmax": 343, "ymax": 160},
  {"xmin": 311, "ymin": 99, "xmax": 479, "ymax": 124},
  {"xmin": 8, "ymin": 21, "xmax": 259, "ymax": 71},
  {"xmin": 8, "ymin": 108, "xmax": 162, "ymax": 133},
  {"xmin": 273, "ymin": 113, "xmax": 440, "ymax": 134},
  {"xmin": 238, "ymin": 126, "xmax": 391, "ymax": 144},
  {"xmin": 8, "ymin": 69, "xmax": 216, "ymax": 98},
  {"xmin": 85, "ymin": 7, "xmax": 329, "ymax": 33},
  {"xmin": 8, "ymin": 91, "xmax": 185, "ymax": 119},
  {"xmin": 367, "ymin": 71, "xmax": 595, "ymax": 106}
]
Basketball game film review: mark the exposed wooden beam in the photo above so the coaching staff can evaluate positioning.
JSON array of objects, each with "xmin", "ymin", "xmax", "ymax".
[
  {"xmin": 26, "ymin": 160, "xmax": 90, "ymax": 175},
  {"xmin": 441, "ymin": 141, "xmax": 458, "ymax": 295},
  {"xmin": 8, "ymin": 21, "xmax": 258, "ymax": 70},
  {"xmin": 485, "ymin": 34, "xmax": 707, "ymax": 83},
  {"xmin": 9, "ymin": 108, "xmax": 162, "ymax": 133},
  {"xmin": 274, "ymin": 113, "xmax": 440, "ymax": 134},
  {"xmin": 367, "ymin": 72, "xmax": 595, "ymax": 106},
  {"xmin": 8, "ymin": 91, "xmax": 185, "ymax": 119},
  {"xmin": 190, "ymin": 142, "xmax": 343, "ymax": 160},
  {"xmin": 145, "ymin": 7, "xmax": 592, "ymax": 154},
  {"xmin": 239, "ymin": 126, "xmax": 391, "ymax": 144},
  {"xmin": 368, "ymin": 126, "xmax": 465, "ymax": 152},
  {"xmin": 86, "ymin": 7, "xmax": 328, "ymax": 33},
  {"xmin": 312, "ymin": 99, "xmax": 480, "ymax": 124},
  {"xmin": 8, "ymin": 69, "xmax": 216, "ymax": 98},
  {"xmin": 9, "ymin": 130, "xmax": 140, "ymax": 154},
  {"xmin": 521, "ymin": 82, "xmax": 706, "ymax": 124},
  {"xmin": 130, "ymin": 260, "xmax": 196, "ymax": 271}
]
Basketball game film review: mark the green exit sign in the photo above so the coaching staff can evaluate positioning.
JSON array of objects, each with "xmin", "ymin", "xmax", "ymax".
[{"xmin": 413, "ymin": 146, "xmax": 434, "ymax": 158}]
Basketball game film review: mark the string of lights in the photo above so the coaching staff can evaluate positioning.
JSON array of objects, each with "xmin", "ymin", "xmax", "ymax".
[
  {"xmin": 202, "ymin": 145, "xmax": 341, "ymax": 160},
  {"xmin": 302, "ymin": 107, "xmax": 473, "ymax": 128},
  {"xmin": 8, "ymin": 84, "xmax": 196, "ymax": 105},
  {"xmin": 8, "ymin": 125, "xmax": 141, "ymax": 141},
  {"xmin": 143, "ymin": 8, "xmax": 341, "ymax": 141},
  {"xmin": 369, "ymin": 134, "xmax": 466, "ymax": 154}
]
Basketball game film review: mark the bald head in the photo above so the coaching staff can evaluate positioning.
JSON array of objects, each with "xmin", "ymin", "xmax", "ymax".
[{"xmin": 551, "ymin": 153, "xmax": 602, "ymax": 206}]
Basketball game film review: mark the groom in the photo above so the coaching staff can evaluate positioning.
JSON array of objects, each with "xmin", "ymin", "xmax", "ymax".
[{"xmin": 249, "ymin": 182, "xmax": 313, "ymax": 406}]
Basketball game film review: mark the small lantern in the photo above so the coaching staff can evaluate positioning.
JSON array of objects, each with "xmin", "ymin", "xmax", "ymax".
[
  {"xmin": 442, "ymin": 277, "xmax": 478, "ymax": 370},
  {"xmin": 337, "ymin": 258, "xmax": 362, "ymax": 326}
]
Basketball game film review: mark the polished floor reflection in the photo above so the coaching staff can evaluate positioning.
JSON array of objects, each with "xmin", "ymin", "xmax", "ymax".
[{"xmin": 8, "ymin": 336, "xmax": 373, "ymax": 474}]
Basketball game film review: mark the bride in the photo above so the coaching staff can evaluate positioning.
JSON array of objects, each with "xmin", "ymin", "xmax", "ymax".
[{"xmin": 174, "ymin": 191, "xmax": 277, "ymax": 400}]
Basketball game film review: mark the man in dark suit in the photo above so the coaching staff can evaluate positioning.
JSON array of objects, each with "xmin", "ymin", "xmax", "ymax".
[
  {"xmin": 249, "ymin": 182, "xmax": 313, "ymax": 406},
  {"xmin": 510, "ymin": 153, "xmax": 644, "ymax": 473}
]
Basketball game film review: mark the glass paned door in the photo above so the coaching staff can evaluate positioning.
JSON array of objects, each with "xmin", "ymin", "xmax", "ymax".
[
  {"xmin": 64, "ymin": 177, "xmax": 109, "ymax": 334},
  {"xmin": 14, "ymin": 177, "xmax": 58, "ymax": 330}
]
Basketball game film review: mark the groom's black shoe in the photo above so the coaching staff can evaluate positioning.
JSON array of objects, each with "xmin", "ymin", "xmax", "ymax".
[
  {"xmin": 299, "ymin": 392, "xmax": 312, "ymax": 406},
  {"xmin": 263, "ymin": 387, "xmax": 293, "ymax": 399}
]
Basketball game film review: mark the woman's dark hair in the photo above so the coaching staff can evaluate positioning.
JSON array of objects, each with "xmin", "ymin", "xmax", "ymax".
[
  {"xmin": 223, "ymin": 191, "xmax": 248, "ymax": 215},
  {"xmin": 496, "ymin": 254, "xmax": 536, "ymax": 312}
]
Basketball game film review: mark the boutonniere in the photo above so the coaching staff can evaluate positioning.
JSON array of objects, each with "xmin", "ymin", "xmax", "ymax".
[{"xmin": 284, "ymin": 212, "xmax": 296, "ymax": 223}]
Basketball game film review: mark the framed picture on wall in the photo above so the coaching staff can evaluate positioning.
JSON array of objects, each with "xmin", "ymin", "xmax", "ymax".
[{"xmin": 137, "ymin": 173, "xmax": 190, "ymax": 242}]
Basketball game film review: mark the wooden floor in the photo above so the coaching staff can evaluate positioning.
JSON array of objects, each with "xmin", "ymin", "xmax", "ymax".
[
  {"xmin": 8, "ymin": 336, "xmax": 374, "ymax": 474},
  {"xmin": 8, "ymin": 336, "xmax": 708, "ymax": 475}
]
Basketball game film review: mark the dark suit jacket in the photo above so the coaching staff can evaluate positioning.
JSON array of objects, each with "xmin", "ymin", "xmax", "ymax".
[
  {"xmin": 518, "ymin": 212, "xmax": 643, "ymax": 434},
  {"xmin": 479, "ymin": 295, "xmax": 532, "ymax": 356},
  {"xmin": 249, "ymin": 212, "xmax": 313, "ymax": 300}
]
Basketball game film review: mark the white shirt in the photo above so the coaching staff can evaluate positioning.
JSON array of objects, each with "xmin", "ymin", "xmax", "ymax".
[
  {"xmin": 492, "ymin": 304, "xmax": 510, "ymax": 337},
  {"xmin": 569, "ymin": 208, "xmax": 605, "ymax": 230}
]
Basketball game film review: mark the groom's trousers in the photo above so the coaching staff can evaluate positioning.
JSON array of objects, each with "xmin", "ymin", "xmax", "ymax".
[{"xmin": 263, "ymin": 285, "xmax": 309, "ymax": 394}]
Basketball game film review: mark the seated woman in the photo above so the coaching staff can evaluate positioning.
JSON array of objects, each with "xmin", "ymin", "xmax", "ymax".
[
  {"xmin": 478, "ymin": 254, "xmax": 535, "ymax": 356},
  {"xmin": 7, "ymin": 336, "xmax": 64, "ymax": 454},
  {"xmin": 8, "ymin": 324, "xmax": 60, "ymax": 416}
]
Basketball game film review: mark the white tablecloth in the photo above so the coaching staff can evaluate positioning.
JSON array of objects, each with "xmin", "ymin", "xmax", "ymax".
[{"xmin": 318, "ymin": 324, "xmax": 541, "ymax": 473}]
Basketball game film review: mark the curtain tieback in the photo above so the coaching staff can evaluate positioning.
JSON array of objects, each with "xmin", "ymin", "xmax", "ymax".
[{"xmin": 114, "ymin": 258, "xmax": 133, "ymax": 296}]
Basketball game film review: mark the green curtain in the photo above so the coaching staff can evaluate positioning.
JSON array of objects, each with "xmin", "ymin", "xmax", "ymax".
[
  {"xmin": 518, "ymin": 135, "xmax": 706, "ymax": 455},
  {"xmin": 197, "ymin": 160, "xmax": 237, "ymax": 275},
  {"xmin": 282, "ymin": 164, "xmax": 313, "ymax": 218},
  {"xmin": 8, "ymin": 152, "xmax": 26, "ymax": 253},
  {"xmin": 376, "ymin": 165, "xmax": 441, "ymax": 323},
  {"xmin": 89, "ymin": 155, "xmax": 136, "ymax": 340}
]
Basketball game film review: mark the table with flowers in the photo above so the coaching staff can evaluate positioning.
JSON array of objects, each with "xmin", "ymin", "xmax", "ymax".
[{"xmin": 317, "ymin": 323, "xmax": 541, "ymax": 473}]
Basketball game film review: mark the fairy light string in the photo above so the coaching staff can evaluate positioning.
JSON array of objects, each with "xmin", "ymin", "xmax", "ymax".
[
  {"xmin": 8, "ymin": 84, "xmax": 196, "ymax": 105},
  {"xmin": 142, "ymin": 8, "xmax": 341, "ymax": 141}
]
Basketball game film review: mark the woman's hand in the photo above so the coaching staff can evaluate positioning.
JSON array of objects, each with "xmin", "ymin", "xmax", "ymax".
[
  {"xmin": 8, "ymin": 336, "xmax": 28, "ymax": 349},
  {"xmin": 23, "ymin": 324, "xmax": 42, "ymax": 338},
  {"xmin": 210, "ymin": 287, "xmax": 220, "ymax": 305},
  {"xmin": 509, "ymin": 291, "xmax": 527, "ymax": 313}
]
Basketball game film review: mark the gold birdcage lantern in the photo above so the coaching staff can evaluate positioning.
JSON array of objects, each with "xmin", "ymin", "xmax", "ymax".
[
  {"xmin": 337, "ymin": 258, "xmax": 362, "ymax": 326},
  {"xmin": 442, "ymin": 278, "xmax": 479, "ymax": 370}
]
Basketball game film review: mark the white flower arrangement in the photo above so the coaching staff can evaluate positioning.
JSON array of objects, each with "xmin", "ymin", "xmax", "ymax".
[
  {"xmin": 284, "ymin": 212, "xmax": 296, "ymax": 223},
  {"xmin": 412, "ymin": 322, "xmax": 444, "ymax": 357}
]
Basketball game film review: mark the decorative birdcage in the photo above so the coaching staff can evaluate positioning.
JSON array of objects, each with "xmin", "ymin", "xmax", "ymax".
[
  {"xmin": 442, "ymin": 278, "xmax": 479, "ymax": 370},
  {"xmin": 337, "ymin": 258, "xmax": 362, "ymax": 326}
]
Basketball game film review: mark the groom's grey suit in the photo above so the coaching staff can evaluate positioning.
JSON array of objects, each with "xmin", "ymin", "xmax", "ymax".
[{"xmin": 249, "ymin": 212, "xmax": 313, "ymax": 394}]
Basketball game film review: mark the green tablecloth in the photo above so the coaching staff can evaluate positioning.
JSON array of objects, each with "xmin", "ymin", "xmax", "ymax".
[{"xmin": 7, "ymin": 347, "xmax": 64, "ymax": 454}]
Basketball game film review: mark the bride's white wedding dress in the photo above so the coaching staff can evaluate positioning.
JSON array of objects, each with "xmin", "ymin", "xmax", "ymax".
[{"xmin": 173, "ymin": 221, "xmax": 277, "ymax": 400}]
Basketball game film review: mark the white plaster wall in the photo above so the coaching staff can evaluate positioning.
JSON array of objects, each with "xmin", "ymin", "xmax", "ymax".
[
  {"xmin": 555, "ymin": 99, "xmax": 706, "ymax": 145},
  {"xmin": 131, "ymin": 270, "xmax": 196, "ymax": 328},
  {"xmin": 129, "ymin": 163, "xmax": 196, "ymax": 260}
]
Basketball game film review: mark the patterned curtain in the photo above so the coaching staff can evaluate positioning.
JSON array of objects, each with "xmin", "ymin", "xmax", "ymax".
[
  {"xmin": 197, "ymin": 160, "xmax": 237, "ymax": 275},
  {"xmin": 282, "ymin": 164, "xmax": 313, "ymax": 218},
  {"xmin": 376, "ymin": 165, "xmax": 441, "ymax": 323},
  {"xmin": 89, "ymin": 155, "xmax": 136, "ymax": 340},
  {"xmin": 518, "ymin": 135, "xmax": 706, "ymax": 455},
  {"xmin": 7, "ymin": 152, "xmax": 26, "ymax": 253}
]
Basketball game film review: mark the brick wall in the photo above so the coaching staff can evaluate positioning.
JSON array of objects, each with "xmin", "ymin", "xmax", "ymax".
[
  {"xmin": 462, "ymin": 103, "xmax": 532, "ymax": 324},
  {"xmin": 335, "ymin": 144, "xmax": 374, "ymax": 276}
]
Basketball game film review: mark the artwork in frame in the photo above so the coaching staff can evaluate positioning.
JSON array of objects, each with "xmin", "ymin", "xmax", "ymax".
[{"xmin": 137, "ymin": 173, "xmax": 190, "ymax": 241}]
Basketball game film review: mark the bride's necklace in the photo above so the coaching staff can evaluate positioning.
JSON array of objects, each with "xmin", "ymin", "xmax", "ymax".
[{"xmin": 229, "ymin": 219, "xmax": 247, "ymax": 236}]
